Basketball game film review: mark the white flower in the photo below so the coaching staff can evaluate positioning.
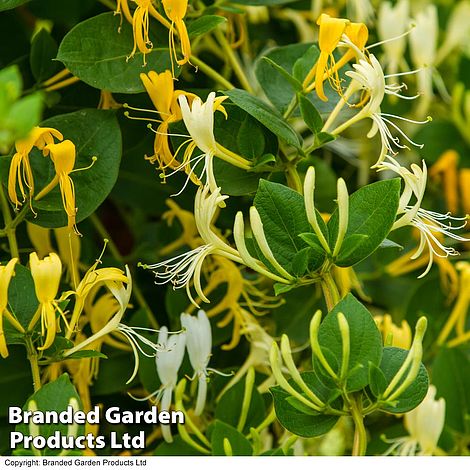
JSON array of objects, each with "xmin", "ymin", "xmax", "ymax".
[
  {"xmin": 155, "ymin": 327, "xmax": 186, "ymax": 442},
  {"xmin": 344, "ymin": 54, "xmax": 427, "ymax": 166},
  {"xmin": 143, "ymin": 185, "xmax": 242, "ymax": 306},
  {"xmin": 181, "ymin": 310, "xmax": 212, "ymax": 416},
  {"xmin": 409, "ymin": 5, "xmax": 438, "ymax": 100},
  {"xmin": 385, "ymin": 385, "xmax": 445, "ymax": 455},
  {"xmin": 347, "ymin": 0, "xmax": 375, "ymax": 24},
  {"xmin": 377, "ymin": 0, "xmax": 410, "ymax": 76},
  {"xmin": 436, "ymin": 1, "xmax": 470, "ymax": 64},
  {"xmin": 178, "ymin": 92, "xmax": 251, "ymax": 194},
  {"xmin": 378, "ymin": 156, "xmax": 468, "ymax": 277}
]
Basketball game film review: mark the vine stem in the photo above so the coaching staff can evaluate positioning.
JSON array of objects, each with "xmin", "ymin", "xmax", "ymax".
[
  {"xmin": 350, "ymin": 396, "xmax": 367, "ymax": 456},
  {"xmin": 190, "ymin": 55, "xmax": 235, "ymax": 90},
  {"xmin": 89, "ymin": 213, "xmax": 159, "ymax": 330},
  {"xmin": 25, "ymin": 336, "xmax": 41, "ymax": 393},
  {"xmin": 0, "ymin": 185, "xmax": 20, "ymax": 258},
  {"xmin": 214, "ymin": 29, "xmax": 253, "ymax": 93},
  {"xmin": 320, "ymin": 271, "xmax": 340, "ymax": 311}
]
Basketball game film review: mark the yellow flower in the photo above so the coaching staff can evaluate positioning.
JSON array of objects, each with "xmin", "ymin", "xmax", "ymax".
[
  {"xmin": 461, "ymin": 169, "xmax": 470, "ymax": 218},
  {"xmin": 29, "ymin": 252, "xmax": 63, "ymax": 350},
  {"xmin": 128, "ymin": 0, "xmax": 153, "ymax": 66},
  {"xmin": 44, "ymin": 140, "xmax": 79, "ymax": 234},
  {"xmin": 137, "ymin": 70, "xmax": 195, "ymax": 178},
  {"xmin": 162, "ymin": 0, "xmax": 191, "ymax": 69},
  {"xmin": 375, "ymin": 314, "xmax": 412, "ymax": 349},
  {"xmin": 8, "ymin": 126, "xmax": 63, "ymax": 210},
  {"xmin": 0, "ymin": 258, "xmax": 20, "ymax": 358},
  {"xmin": 26, "ymin": 222, "xmax": 81, "ymax": 287},
  {"xmin": 429, "ymin": 150, "xmax": 459, "ymax": 214},
  {"xmin": 303, "ymin": 14, "xmax": 368, "ymax": 100}
]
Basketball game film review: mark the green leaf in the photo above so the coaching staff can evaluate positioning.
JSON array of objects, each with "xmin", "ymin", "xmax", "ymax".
[
  {"xmin": 254, "ymin": 180, "xmax": 313, "ymax": 274},
  {"xmin": 299, "ymin": 94, "xmax": 322, "ymax": 134},
  {"xmin": 432, "ymin": 347, "xmax": 470, "ymax": 434},
  {"xmin": 237, "ymin": 113, "xmax": 266, "ymax": 159},
  {"xmin": 215, "ymin": 378, "xmax": 266, "ymax": 434},
  {"xmin": 368, "ymin": 362, "xmax": 388, "ymax": 398},
  {"xmin": 379, "ymin": 238, "xmax": 404, "ymax": 250},
  {"xmin": 261, "ymin": 57, "xmax": 302, "ymax": 92},
  {"xmin": 378, "ymin": 347, "xmax": 429, "ymax": 414},
  {"xmin": 187, "ymin": 15, "xmax": 227, "ymax": 39},
  {"xmin": 7, "ymin": 264, "xmax": 39, "ymax": 329},
  {"xmin": 292, "ymin": 45, "xmax": 320, "ymax": 83},
  {"xmin": 15, "ymin": 374, "xmax": 84, "ymax": 456},
  {"xmin": 255, "ymin": 43, "xmax": 312, "ymax": 113},
  {"xmin": 0, "ymin": 109, "xmax": 122, "ymax": 229},
  {"xmin": 273, "ymin": 283, "xmax": 295, "ymax": 295},
  {"xmin": 317, "ymin": 294, "xmax": 383, "ymax": 391},
  {"xmin": 225, "ymin": 89, "xmax": 301, "ymax": 149},
  {"xmin": 211, "ymin": 421, "xmax": 253, "ymax": 456},
  {"xmin": 64, "ymin": 350, "xmax": 108, "ymax": 360},
  {"xmin": 0, "ymin": 0, "xmax": 31, "ymax": 11},
  {"xmin": 270, "ymin": 372, "xmax": 339, "ymax": 437},
  {"xmin": 30, "ymin": 29, "xmax": 59, "ymax": 82},
  {"xmin": 57, "ymin": 13, "xmax": 172, "ymax": 93},
  {"xmin": 328, "ymin": 179, "xmax": 401, "ymax": 267}
]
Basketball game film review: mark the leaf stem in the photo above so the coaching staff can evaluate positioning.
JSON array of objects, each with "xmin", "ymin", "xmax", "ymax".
[
  {"xmin": 190, "ymin": 55, "xmax": 235, "ymax": 90},
  {"xmin": 25, "ymin": 336, "xmax": 41, "ymax": 393},
  {"xmin": 350, "ymin": 395, "xmax": 367, "ymax": 456},
  {"xmin": 214, "ymin": 29, "xmax": 253, "ymax": 93}
]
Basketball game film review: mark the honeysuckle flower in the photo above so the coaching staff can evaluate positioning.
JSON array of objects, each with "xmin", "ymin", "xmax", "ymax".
[
  {"xmin": 64, "ymin": 265, "xmax": 160, "ymax": 384},
  {"xmin": 36, "ymin": 140, "xmax": 81, "ymax": 235},
  {"xmin": 29, "ymin": 252, "xmax": 63, "ymax": 350},
  {"xmin": 129, "ymin": 70, "xmax": 196, "ymax": 182},
  {"xmin": 0, "ymin": 258, "xmax": 22, "ymax": 358},
  {"xmin": 377, "ymin": 0, "xmax": 409, "ymax": 77},
  {"xmin": 374, "ymin": 314, "xmax": 412, "ymax": 349},
  {"xmin": 327, "ymin": 53, "xmax": 427, "ymax": 166},
  {"xmin": 385, "ymin": 385, "xmax": 445, "ymax": 456},
  {"xmin": 180, "ymin": 310, "xmax": 212, "ymax": 416},
  {"xmin": 386, "ymin": 237, "xmax": 459, "ymax": 302},
  {"xmin": 437, "ymin": 262, "xmax": 470, "ymax": 347},
  {"xmin": 461, "ymin": 169, "xmax": 470, "ymax": 217},
  {"xmin": 429, "ymin": 150, "xmax": 459, "ymax": 214},
  {"xmin": 347, "ymin": 0, "xmax": 374, "ymax": 25},
  {"xmin": 143, "ymin": 185, "xmax": 243, "ymax": 305},
  {"xmin": 436, "ymin": 1, "xmax": 470, "ymax": 65},
  {"xmin": 8, "ymin": 126, "xmax": 63, "ymax": 210},
  {"xmin": 409, "ymin": 5, "xmax": 438, "ymax": 110},
  {"xmin": 26, "ymin": 223, "xmax": 81, "ymax": 287},
  {"xmin": 136, "ymin": 327, "xmax": 186, "ymax": 442},
  {"xmin": 303, "ymin": 14, "xmax": 368, "ymax": 99},
  {"xmin": 178, "ymin": 92, "xmax": 252, "ymax": 193},
  {"xmin": 379, "ymin": 156, "xmax": 469, "ymax": 277},
  {"xmin": 128, "ymin": 0, "xmax": 153, "ymax": 65},
  {"xmin": 162, "ymin": 0, "xmax": 191, "ymax": 69}
]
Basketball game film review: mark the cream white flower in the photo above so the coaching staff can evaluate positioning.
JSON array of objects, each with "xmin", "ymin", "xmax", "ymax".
[
  {"xmin": 409, "ymin": 5, "xmax": 438, "ymax": 102},
  {"xmin": 341, "ymin": 54, "xmax": 426, "ymax": 166},
  {"xmin": 377, "ymin": 0, "xmax": 410, "ymax": 76},
  {"xmin": 177, "ymin": 92, "xmax": 251, "ymax": 194},
  {"xmin": 347, "ymin": 0, "xmax": 375, "ymax": 25},
  {"xmin": 436, "ymin": 1, "xmax": 470, "ymax": 65},
  {"xmin": 180, "ymin": 310, "xmax": 212, "ymax": 416},
  {"xmin": 386, "ymin": 385, "xmax": 445, "ymax": 455},
  {"xmin": 155, "ymin": 328, "xmax": 186, "ymax": 442},
  {"xmin": 378, "ymin": 156, "xmax": 468, "ymax": 277}
]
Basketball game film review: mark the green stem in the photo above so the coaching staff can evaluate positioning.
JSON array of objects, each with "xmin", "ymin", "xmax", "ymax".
[
  {"xmin": 89, "ymin": 213, "xmax": 159, "ymax": 330},
  {"xmin": 190, "ymin": 55, "xmax": 235, "ymax": 90},
  {"xmin": 25, "ymin": 336, "xmax": 41, "ymax": 393},
  {"xmin": 0, "ymin": 185, "xmax": 20, "ymax": 258},
  {"xmin": 283, "ymin": 95, "xmax": 299, "ymax": 120},
  {"xmin": 350, "ymin": 396, "xmax": 367, "ymax": 456},
  {"xmin": 214, "ymin": 29, "xmax": 253, "ymax": 93},
  {"xmin": 320, "ymin": 271, "xmax": 340, "ymax": 311}
]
